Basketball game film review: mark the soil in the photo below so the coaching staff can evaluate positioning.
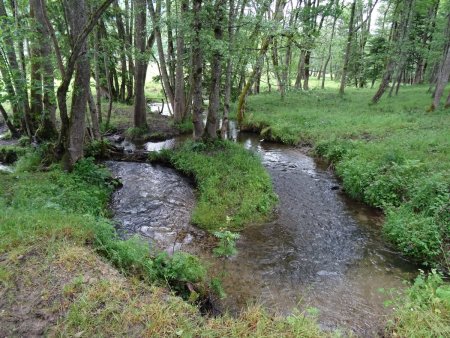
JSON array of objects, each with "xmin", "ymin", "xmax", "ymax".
[{"xmin": 0, "ymin": 245, "xmax": 123, "ymax": 337}]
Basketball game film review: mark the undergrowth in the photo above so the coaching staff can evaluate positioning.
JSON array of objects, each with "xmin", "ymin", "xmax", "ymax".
[
  {"xmin": 150, "ymin": 140, "xmax": 277, "ymax": 231},
  {"xmin": 386, "ymin": 270, "xmax": 450, "ymax": 337}
]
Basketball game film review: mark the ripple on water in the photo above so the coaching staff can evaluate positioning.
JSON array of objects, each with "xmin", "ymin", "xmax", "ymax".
[{"xmin": 106, "ymin": 161, "xmax": 202, "ymax": 253}]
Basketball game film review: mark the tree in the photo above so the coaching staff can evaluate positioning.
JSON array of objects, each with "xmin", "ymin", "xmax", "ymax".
[{"xmin": 134, "ymin": 0, "xmax": 148, "ymax": 129}]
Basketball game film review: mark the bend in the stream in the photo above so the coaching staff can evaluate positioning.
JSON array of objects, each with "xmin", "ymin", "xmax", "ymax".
[{"xmin": 107, "ymin": 122, "xmax": 418, "ymax": 336}]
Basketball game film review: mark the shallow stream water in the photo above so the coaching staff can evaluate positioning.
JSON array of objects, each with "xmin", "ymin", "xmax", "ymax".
[{"xmin": 107, "ymin": 123, "xmax": 418, "ymax": 336}]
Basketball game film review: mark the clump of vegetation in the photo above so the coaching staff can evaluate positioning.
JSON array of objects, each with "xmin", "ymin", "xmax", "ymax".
[
  {"xmin": 386, "ymin": 270, "xmax": 450, "ymax": 337},
  {"xmin": 213, "ymin": 229, "xmax": 240, "ymax": 258},
  {"xmin": 124, "ymin": 126, "xmax": 149, "ymax": 140},
  {"xmin": 151, "ymin": 140, "xmax": 277, "ymax": 230},
  {"xmin": 84, "ymin": 139, "xmax": 111, "ymax": 158},
  {"xmin": 0, "ymin": 145, "xmax": 26, "ymax": 164}
]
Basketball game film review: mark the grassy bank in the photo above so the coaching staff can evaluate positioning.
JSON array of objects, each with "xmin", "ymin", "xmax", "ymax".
[
  {"xmin": 241, "ymin": 85, "xmax": 449, "ymax": 270},
  {"xmin": 152, "ymin": 140, "xmax": 278, "ymax": 231},
  {"xmin": 0, "ymin": 149, "xmax": 322, "ymax": 337}
]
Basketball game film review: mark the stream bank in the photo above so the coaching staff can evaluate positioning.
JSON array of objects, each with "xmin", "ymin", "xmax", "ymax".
[{"xmin": 107, "ymin": 123, "xmax": 419, "ymax": 336}]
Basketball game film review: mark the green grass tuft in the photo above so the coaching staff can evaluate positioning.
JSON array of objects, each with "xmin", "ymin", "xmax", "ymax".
[{"xmin": 152, "ymin": 140, "xmax": 278, "ymax": 231}]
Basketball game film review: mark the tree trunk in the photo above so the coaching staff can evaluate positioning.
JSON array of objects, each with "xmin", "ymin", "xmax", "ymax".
[
  {"xmin": 29, "ymin": 1, "xmax": 43, "ymax": 133},
  {"xmin": 339, "ymin": 0, "xmax": 356, "ymax": 96},
  {"xmin": 303, "ymin": 50, "xmax": 311, "ymax": 90},
  {"xmin": 0, "ymin": 0, "xmax": 31, "ymax": 135},
  {"xmin": 430, "ymin": 46, "xmax": 450, "ymax": 110},
  {"xmin": 237, "ymin": 0, "xmax": 287, "ymax": 123},
  {"xmin": 133, "ymin": 0, "xmax": 148, "ymax": 129},
  {"xmin": 322, "ymin": 14, "xmax": 338, "ymax": 89},
  {"xmin": 0, "ymin": 103, "xmax": 19, "ymax": 138},
  {"xmin": 174, "ymin": 0, "xmax": 187, "ymax": 123},
  {"xmin": 64, "ymin": 0, "xmax": 91, "ymax": 169},
  {"xmin": 114, "ymin": 0, "xmax": 128, "ymax": 102},
  {"xmin": 295, "ymin": 50, "xmax": 305, "ymax": 89},
  {"xmin": 94, "ymin": 26, "xmax": 103, "ymax": 124},
  {"xmin": 192, "ymin": 0, "xmax": 203, "ymax": 139},
  {"xmin": 104, "ymin": 47, "xmax": 114, "ymax": 128},
  {"xmin": 204, "ymin": 0, "xmax": 226, "ymax": 140},
  {"xmin": 87, "ymin": 88, "xmax": 101, "ymax": 139},
  {"xmin": 30, "ymin": 0, "xmax": 58, "ymax": 140},
  {"xmin": 221, "ymin": 0, "xmax": 235, "ymax": 139},
  {"xmin": 148, "ymin": 0, "xmax": 175, "ymax": 111},
  {"xmin": 125, "ymin": 0, "xmax": 134, "ymax": 102}
]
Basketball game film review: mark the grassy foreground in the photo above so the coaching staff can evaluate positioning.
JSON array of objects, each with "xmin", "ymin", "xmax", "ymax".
[
  {"xmin": 152, "ymin": 140, "xmax": 278, "ymax": 231},
  {"xmin": 0, "ymin": 150, "xmax": 322, "ymax": 337},
  {"xmin": 241, "ymin": 85, "xmax": 449, "ymax": 270}
]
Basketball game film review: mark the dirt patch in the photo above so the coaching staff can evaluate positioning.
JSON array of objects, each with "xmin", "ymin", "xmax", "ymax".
[
  {"xmin": 0, "ymin": 245, "xmax": 127, "ymax": 337},
  {"xmin": 112, "ymin": 107, "xmax": 186, "ymax": 140}
]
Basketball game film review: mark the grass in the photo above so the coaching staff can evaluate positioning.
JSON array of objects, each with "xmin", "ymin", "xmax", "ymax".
[
  {"xmin": 0, "ymin": 149, "xmax": 322, "ymax": 337},
  {"xmin": 386, "ymin": 270, "xmax": 450, "ymax": 337},
  {"xmin": 241, "ymin": 84, "xmax": 449, "ymax": 270},
  {"xmin": 152, "ymin": 140, "xmax": 278, "ymax": 231}
]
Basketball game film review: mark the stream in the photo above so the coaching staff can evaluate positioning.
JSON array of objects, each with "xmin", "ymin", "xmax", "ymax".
[{"xmin": 106, "ymin": 123, "xmax": 418, "ymax": 336}]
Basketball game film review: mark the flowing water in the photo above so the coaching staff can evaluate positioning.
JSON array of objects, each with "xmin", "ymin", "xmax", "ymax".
[{"xmin": 107, "ymin": 123, "xmax": 418, "ymax": 336}]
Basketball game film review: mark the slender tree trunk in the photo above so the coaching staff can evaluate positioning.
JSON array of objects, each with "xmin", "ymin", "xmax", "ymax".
[
  {"xmin": 303, "ymin": 51, "xmax": 311, "ymax": 90},
  {"xmin": 166, "ymin": 0, "xmax": 176, "ymax": 87},
  {"xmin": 204, "ymin": 0, "xmax": 226, "ymax": 140},
  {"xmin": 104, "ymin": 49, "xmax": 114, "ymax": 128},
  {"xmin": 339, "ymin": 0, "xmax": 356, "ymax": 95},
  {"xmin": 114, "ymin": 0, "xmax": 127, "ymax": 102},
  {"xmin": 133, "ymin": 0, "xmax": 148, "ymax": 129},
  {"xmin": 192, "ymin": 0, "xmax": 203, "ymax": 139},
  {"xmin": 266, "ymin": 56, "xmax": 272, "ymax": 92},
  {"xmin": 237, "ymin": 0, "xmax": 287, "ymax": 123},
  {"xmin": 148, "ymin": 0, "xmax": 175, "ymax": 111},
  {"xmin": 30, "ymin": 0, "xmax": 58, "ymax": 140},
  {"xmin": 295, "ymin": 50, "xmax": 305, "ymax": 89},
  {"xmin": 29, "ymin": 2, "xmax": 43, "ymax": 132},
  {"xmin": 174, "ymin": 0, "xmax": 187, "ymax": 123},
  {"xmin": 94, "ymin": 27, "xmax": 103, "ymax": 124},
  {"xmin": 125, "ymin": 0, "xmax": 134, "ymax": 102},
  {"xmin": 322, "ymin": 14, "xmax": 338, "ymax": 89},
  {"xmin": 0, "ymin": 0, "xmax": 31, "ymax": 135},
  {"xmin": 0, "ymin": 103, "xmax": 19, "ymax": 138},
  {"xmin": 221, "ymin": 0, "xmax": 235, "ymax": 139},
  {"xmin": 430, "ymin": 45, "xmax": 450, "ymax": 110},
  {"xmin": 87, "ymin": 88, "xmax": 101, "ymax": 139}
]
